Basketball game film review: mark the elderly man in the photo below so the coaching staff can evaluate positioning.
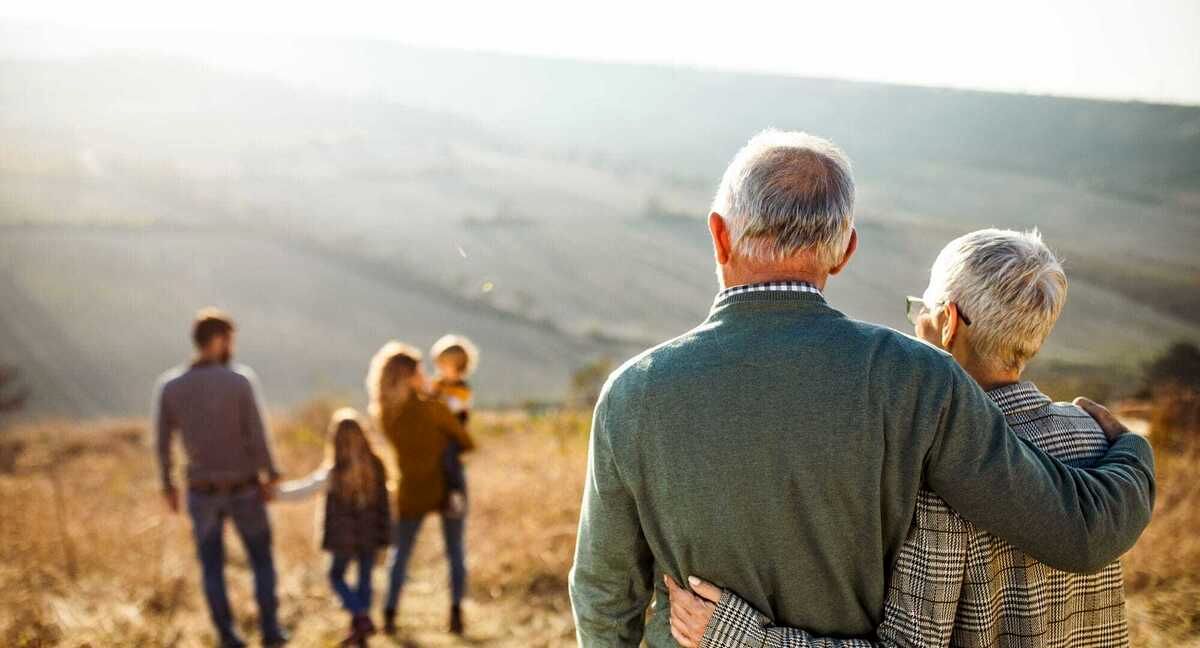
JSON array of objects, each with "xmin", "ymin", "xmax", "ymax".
[
  {"xmin": 667, "ymin": 229, "xmax": 1136, "ymax": 647},
  {"xmin": 568, "ymin": 131, "xmax": 1155, "ymax": 647}
]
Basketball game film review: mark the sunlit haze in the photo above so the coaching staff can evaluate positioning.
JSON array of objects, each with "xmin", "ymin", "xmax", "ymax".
[
  {"xmin": 3, "ymin": 0, "xmax": 1199, "ymax": 105},
  {"xmin": 2, "ymin": 5, "xmax": 1199, "ymax": 643}
]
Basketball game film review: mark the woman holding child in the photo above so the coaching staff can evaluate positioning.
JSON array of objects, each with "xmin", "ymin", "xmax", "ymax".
[
  {"xmin": 279, "ymin": 336, "xmax": 479, "ymax": 644},
  {"xmin": 368, "ymin": 339, "xmax": 477, "ymax": 636}
]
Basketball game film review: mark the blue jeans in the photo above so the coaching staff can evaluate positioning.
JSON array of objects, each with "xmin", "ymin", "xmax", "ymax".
[
  {"xmin": 329, "ymin": 551, "xmax": 375, "ymax": 615},
  {"xmin": 384, "ymin": 514, "xmax": 466, "ymax": 610},
  {"xmin": 187, "ymin": 488, "xmax": 281, "ymax": 642}
]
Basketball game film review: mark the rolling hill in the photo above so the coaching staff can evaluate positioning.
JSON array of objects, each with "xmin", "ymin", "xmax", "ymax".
[{"xmin": 0, "ymin": 34, "xmax": 1197, "ymax": 418}]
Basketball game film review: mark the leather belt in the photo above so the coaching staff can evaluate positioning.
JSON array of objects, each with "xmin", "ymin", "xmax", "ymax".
[{"xmin": 188, "ymin": 477, "xmax": 260, "ymax": 495}]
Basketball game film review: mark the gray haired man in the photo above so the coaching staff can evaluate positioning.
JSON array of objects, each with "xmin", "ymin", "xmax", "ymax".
[{"xmin": 568, "ymin": 131, "xmax": 1155, "ymax": 646}]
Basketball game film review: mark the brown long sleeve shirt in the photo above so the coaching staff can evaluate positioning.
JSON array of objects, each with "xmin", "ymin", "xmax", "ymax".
[{"xmin": 380, "ymin": 395, "xmax": 476, "ymax": 518}]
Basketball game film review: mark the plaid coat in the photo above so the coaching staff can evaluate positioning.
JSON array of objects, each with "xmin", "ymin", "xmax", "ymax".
[{"xmin": 701, "ymin": 382, "xmax": 1130, "ymax": 648}]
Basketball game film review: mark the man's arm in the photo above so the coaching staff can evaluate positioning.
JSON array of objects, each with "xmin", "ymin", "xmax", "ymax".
[
  {"xmin": 152, "ymin": 376, "xmax": 180, "ymax": 513},
  {"xmin": 569, "ymin": 390, "xmax": 655, "ymax": 646},
  {"xmin": 239, "ymin": 369, "xmax": 280, "ymax": 482},
  {"xmin": 153, "ymin": 377, "xmax": 175, "ymax": 492},
  {"xmin": 926, "ymin": 365, "xmax": 1155, "ymax": 573}
]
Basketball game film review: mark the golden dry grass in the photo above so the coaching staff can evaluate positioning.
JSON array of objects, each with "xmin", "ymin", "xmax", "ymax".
[
  {"xmin": 0, "ymin": 395, "xmax": 1197, "ymax": 647},
  {"xmin": 1120, "ymin": 391, "xmax": 1200, "ymax": 648},
  {"xmin": 0, "ymin": 404, "xmax": 588, "ymax": 647}
]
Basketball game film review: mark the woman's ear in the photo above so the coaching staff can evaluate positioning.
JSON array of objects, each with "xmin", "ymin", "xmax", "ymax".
[{"xmin": 940, "ymin": 303, "xmax": 961, "ymax": 350}]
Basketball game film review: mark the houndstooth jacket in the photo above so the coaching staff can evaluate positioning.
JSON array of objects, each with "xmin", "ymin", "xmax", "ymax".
[{"xmin": 700, "ymin": 382, "xmax": 1130, "ymax": 648}]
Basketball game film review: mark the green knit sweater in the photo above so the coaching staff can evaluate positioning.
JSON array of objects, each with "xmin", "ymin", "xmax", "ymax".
[{"xmin": 569, "ymin": 290, "xmax": 1155, "ymax": 647}]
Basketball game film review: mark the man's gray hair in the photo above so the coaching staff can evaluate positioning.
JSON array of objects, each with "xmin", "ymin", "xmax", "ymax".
[
  {"xmin": 711, "ymin": 129, "xmax": 856, "ymax": 269},
  {"xmin": 923, "ymin": 228, "xmax": 1068, "ymax": 372}
]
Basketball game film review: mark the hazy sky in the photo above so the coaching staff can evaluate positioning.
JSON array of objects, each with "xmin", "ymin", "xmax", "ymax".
[{"xmin": 3, "ymin": 0, "xmax": 1199, "ymax": 105}]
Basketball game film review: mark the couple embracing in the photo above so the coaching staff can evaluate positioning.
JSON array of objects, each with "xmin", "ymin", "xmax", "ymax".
[
  {"xmin": 156, "ymin": 318, "xmax": 478, "ymax": 647},
  {"xmin": 569, "ymin": 130, "xmax": 1156, "ymax": 648}
]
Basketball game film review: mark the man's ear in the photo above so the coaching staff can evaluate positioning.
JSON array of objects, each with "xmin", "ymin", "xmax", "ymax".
[
  {"xmin": 828, "ymin": 227, "xmax": 858, "ymax": 276},
  {"xmin": 708, "ymin": 212, "xmax": 732, "ymax": 265},
  {"xmin": 940, "ymin": 302, "xmax": 961, "ymax": 349}
]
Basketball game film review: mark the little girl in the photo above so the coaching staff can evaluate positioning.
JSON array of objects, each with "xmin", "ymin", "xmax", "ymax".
[{"xmin": 278, "ymin": 408, "xmax": 391, "ymax": 646}]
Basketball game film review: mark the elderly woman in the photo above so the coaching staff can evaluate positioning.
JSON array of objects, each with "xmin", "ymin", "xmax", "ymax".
[{"xmin": 667, "ymin": 229, "xmax": 1134, "ymax": 648}]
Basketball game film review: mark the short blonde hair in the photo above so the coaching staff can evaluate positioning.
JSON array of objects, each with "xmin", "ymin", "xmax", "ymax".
[
  {"xmin": 431, "ymin": 334, "xmax": 479, "ymax": 377},
  {"xmin": 923, "ymin": 228, "xmax": 1067, "ymax": 372}
]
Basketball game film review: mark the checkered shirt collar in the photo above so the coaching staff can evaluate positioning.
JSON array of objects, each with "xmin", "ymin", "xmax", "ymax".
[{"xmin": 713, "ymin": 281, "xmax": 823, "ymax": 308}]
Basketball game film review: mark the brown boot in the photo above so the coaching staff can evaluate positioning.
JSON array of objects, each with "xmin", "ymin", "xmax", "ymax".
[
  {"xmin": 341, "ymin": 614, "xmax": 372, "ymax": 646},
  {"xmin": 449, "ymin": 603, "xmax": 464, "ymax": 635}
]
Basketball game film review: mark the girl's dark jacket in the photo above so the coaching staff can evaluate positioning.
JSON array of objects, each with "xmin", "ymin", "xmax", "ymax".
[{"xmin": 321, "ymin": 456, "xmax": 391, "ymax": 555}]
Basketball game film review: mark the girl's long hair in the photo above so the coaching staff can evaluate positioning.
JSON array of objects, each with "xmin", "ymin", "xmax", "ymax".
[
  {"xmin": 366, "ymin": 340, "xmax": 423, "ymax": 421},
  {"xmin": 325, "ymin": 408, "xmax": 381, "ymax": 509}
]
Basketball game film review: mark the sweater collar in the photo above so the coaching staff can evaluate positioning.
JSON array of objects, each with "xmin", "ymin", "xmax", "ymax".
[
  {"xmin": 714, "ymin": 280, "xmax": 822, "ymax": 304},
  {"xmin": 711, "ymin": 281, "xmax": 827, "ymax": 312}
]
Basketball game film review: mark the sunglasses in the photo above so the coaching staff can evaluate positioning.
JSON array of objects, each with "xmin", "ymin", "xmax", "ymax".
[{"xmin": 905, "ymin": 296, "xmax": 971, "ymax": 327}]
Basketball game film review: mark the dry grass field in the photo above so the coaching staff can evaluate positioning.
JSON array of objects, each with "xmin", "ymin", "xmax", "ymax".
[
  {"xmin": 0, "ymin": 403, "xmax": 588, "ymax": 648},
  {"xmin": 0, "ymin": 394, "xmax": 1197, "ymax": 647}
]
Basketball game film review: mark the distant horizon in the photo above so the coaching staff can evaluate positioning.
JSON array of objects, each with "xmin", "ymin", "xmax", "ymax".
[
  {"xmin": 1, "ymin": 20, "xmax": 1198, "ymax": 111},
  {"xmin": 1, "ymin": 0, "xmax": 1198, "ymax": 107},
  {"xmin": 2, "ymin": 10, "xmax": 1197, "ymax": 418}
]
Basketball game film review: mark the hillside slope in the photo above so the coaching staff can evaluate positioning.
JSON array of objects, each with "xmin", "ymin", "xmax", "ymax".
[{"xmin": 0, "ymin": 50, "xmax": 1197, "ymax": 416}]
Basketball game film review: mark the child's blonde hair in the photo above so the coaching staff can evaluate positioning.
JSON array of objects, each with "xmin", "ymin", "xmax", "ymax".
[
  {"xmin": 324, "ymin": 408, "xmax": 382, "ymax": 509},
  {"xmin": 431, "ymin": 334, "xmax": 479, "ymax": 377}
]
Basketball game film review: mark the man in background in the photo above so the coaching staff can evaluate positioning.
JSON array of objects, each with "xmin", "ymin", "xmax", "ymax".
[{"xmin": 154, "ymin": 308, "xmax": 287, "ymax": 648}]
